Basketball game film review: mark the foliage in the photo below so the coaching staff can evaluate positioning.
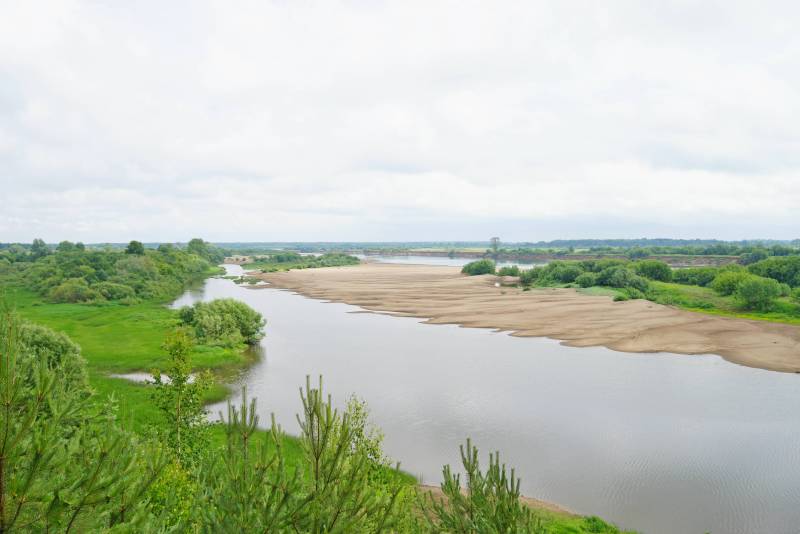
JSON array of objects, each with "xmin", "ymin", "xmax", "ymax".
[
  {"xmin": 671, "ymin": 267, "xmax": 719, "ymax": 287},
  {"xmin": 461, "ymin": 259, "xmax": 496, "ymax": 276},
  {"xmin": 575, "ymin": 272, "xmax": 599, "ymax": 288},
  {"xmin": 710, "ymin": 270, "xmax": 751, "ymax": 296},
  {"xmin": 519, "ymin": 268, "xmax": 541, "ymax": 286},
  {"xmin": 125, "ymin": 240, "xmax": 145, "ymax": 255},
  {"xmin": 734, "ymin": 276, "xmax": 782, "ymax": 311},
  {"xmin": 252, "ymin": 252, "xmax": 360, "ymax": 272},
  {"xmin": 595, "ymin": 267, "xmax": 649, "ymax": 292},
  {"xmin": 420, "ymin": 438, "xmax": 544, "ymax": 533},
  {"xmin": 792, "ymin": 287, "xmax": 800, "ymax": 304},
  {"xmin": 633, "ymin": 260, "xmax": 672, "ymax": 282},
  {"xmin": 0, "ymin": 309, "xmax": 165, "ymax": 532},
  {"xmin": 151, "ymin": 329, "xmax": 212, "ymax": 466},
  {"xmin": 179, "ymin": 298, "xmax": 265, "ymax": 347},
  {"xmin": 191, "ymin": 378, "xmax": 406, "ymax": 532},
  {"xmin": 49, "ymin": 277, "xmax": 102, "ymax": 303},
  {"xmin": 747, "ymin": 256, "xmax": 800, "ymax": 287},
  {"xmin": 12, "ymin": 243, "xmax": 215, "ymax": 304},
  {"xmin": 497, "ymin": 265, "xmax": 521, "ymax": 277}
]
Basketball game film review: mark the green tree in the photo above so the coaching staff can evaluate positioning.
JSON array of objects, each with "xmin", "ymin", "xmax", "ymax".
[
  {"xmin": 462, "ymin": 259, "xmax": 496, "ymax": 276},
  {"xmin": 420, "ymin": 438, "xmax": 544, "ymax": 533},
  {"xmin": 633, "ymin": 260, "xmax": 673, "ymax": 282},
  {"xmin": 30, "ymin": 238, "xmax": 48, "ymax": 259},
  {"xmin": 56, "ymin": 240, "xmax": 76, "ymax": 253},
  {"xmin": 125, "ymin": 240, "xmax": 145, "ymax": 255},
  {"xmin": 151, "ymin": 329, "xmax": 212, "ymax": 467},
  {"xmin": 179, "ymin": 299, "xmax": 265, "ymax": 346},
  {"xmin": 0, "ymin": 309, "xmax": 165, "ymax": 532},
  {"xmin": 735, "ymin": 276, "xmax": 782, "ymax": 311}
]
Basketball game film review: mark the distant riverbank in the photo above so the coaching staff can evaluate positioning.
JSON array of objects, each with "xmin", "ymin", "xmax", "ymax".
[{"xmin": 250, "ymin": 263, "xmax": 800, "ymax": 373}]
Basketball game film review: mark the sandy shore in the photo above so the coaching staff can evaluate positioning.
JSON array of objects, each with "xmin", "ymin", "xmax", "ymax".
[{"xmin": 249, "ymin": 263, "xmax": 800, "ymax": 373}]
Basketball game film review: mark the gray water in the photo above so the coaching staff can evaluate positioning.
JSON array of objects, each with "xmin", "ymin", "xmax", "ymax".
[
  {"xmin": 173, "ymin": 264, "xmax": 800, "ymax": 534},
  {"xmin": 359, "ymin": 254, "xmax": 544, "ymax": 268}
]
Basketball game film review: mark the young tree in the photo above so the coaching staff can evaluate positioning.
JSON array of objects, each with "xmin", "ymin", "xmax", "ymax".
[
  {"xmin": 151, "ymin": 329, "xmax": 212, "ymax": 467},
  {"xmin": 0, "ymin": 309, "xmax": 164, "ymax": 532},
  {"xmin": 421, "ymin": 438, "xmax": 544, "ymax": 533}
]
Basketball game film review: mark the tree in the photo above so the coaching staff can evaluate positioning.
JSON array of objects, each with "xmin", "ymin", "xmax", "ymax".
[
  {"xmin": 420, "ymin": 438, "xmax": 544, "ymax": 533},
  {"xmin": 735, "ymin": 276, "xmax": 782, "ymax": 311},
  {"xmin": 490, "ymin": 237, "xmax": 500, "ymax": 260},
  {"xmin": 0, "ymin": 309, "xmax": 165, "ymax": 532},
  {"xmin": 191, "ymin": 377, "xmax": 405, "ymax": 532},
  {"xmin": 633, "ymin": 260, "xmax": 673, "ymax": 282},
  {"xmin": 179, "ymin": 299, "xmax": 265, "ymax": 346},
  {"xmin": 30, "ymin": 238, "xmax": 48, "ymax": 259},
  {"xmin": 125, "ymin": 240, "xmax": 145, "ymax": 255},
  {"xmin": 151, "ymin": 329, "xmax": 212, "ymax": 467},
  {"xmin": 461, "ymin": 259, "xmax": 496, "ymax": 276},
  {"xmin": 57, "ymin": 240, "xmax": 76, "ymax": 253}
]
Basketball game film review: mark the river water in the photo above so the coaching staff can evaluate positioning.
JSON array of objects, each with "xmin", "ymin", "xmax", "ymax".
[{"xmin": 172, "ymin": 264, "xmax": 800, "ymax": 534}]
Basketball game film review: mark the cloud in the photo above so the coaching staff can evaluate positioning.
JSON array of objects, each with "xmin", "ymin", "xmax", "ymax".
[{"xmin": 0, "ymin": 0, "xmax": 799, "ymax": 242}]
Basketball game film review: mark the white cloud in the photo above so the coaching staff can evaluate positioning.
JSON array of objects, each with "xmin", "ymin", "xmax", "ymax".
[{"xmin": 0, "ymin": 0, "xmax": 799, "ymax": 242}]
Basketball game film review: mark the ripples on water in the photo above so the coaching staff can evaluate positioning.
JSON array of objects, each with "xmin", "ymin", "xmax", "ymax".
[{"xmin": 174, "ymin": 264, "xmax": 800, "ymax": 534}]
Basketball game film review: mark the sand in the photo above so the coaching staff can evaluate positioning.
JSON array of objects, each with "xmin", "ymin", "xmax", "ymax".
[{"xmin": 249, "ymin": 263, "xmax": 800, "ymax": 373}]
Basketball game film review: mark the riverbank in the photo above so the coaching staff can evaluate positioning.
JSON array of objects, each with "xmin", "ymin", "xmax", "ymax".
[{"xmin": 250, "ymin": 263, "xmax": 800, "ymax": 373}]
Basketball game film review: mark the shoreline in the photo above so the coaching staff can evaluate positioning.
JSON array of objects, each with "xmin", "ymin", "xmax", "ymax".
[{"xmin": 248, "ymin": 263, "xmax": 800, "ymax": 374}]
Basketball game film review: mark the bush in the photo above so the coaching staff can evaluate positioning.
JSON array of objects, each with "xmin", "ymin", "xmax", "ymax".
[
  {"xmin": 92, "ymin": 281, "xmax": 136, "ymax": 301},
  {"xmin": 735, "ymin": 276, "xmax": 782, "ymax": 311},
  {"xmin": 545, "ymin": 262, "xmax": 584, "ymax": 284},
  {"xmin": 672, "ymin": 267, "xmax": 719, "ymax": 287},
  {"xmin": 792, "ymin": 287, "xmax": 800, "ymax": 304},
  {"xmin": 575, "ymin": 272, "xmax": 599, "ymax": 288},
  {"xmin": 519, "ymin": 268, "xmax": 542, "ymax": 286},
  {"xmin": 461, "ymin": 259, "xmax": 496, "ymax": 275},
  {"xmin": 179, "ymin": 298, "xmax": 265, "ymax": 346},
  {"xmin": 596, "ymin": 267, "xmax": 649, "ymax": 292},
  {"xmin": 497, "ymin": 265, "xmax": 520, "ymax": 277},
  {"xmin": 633, "ymin": 260, "xmax": 672, "ymax": 281},
  {"xmin": 748, "ymin": 256, "xmax": 800, "ymax": 287},
  {"xmin": 710, "ymin": 271, "xmax": 751, "ymax": 296},
  {"xmin": 49, "ymin": 278, "xmax": 102, "ymax": 303}
]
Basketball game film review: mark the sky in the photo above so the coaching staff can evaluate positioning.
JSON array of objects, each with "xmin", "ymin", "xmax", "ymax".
[{"xmin": 1, "ymin": 1, "xmax": 799, "ymax": 243}]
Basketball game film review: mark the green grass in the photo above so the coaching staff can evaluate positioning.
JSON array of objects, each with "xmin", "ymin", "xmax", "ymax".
[{"xmin": 647, "ymin": 281, "xmax": 800, "ymax": 324}]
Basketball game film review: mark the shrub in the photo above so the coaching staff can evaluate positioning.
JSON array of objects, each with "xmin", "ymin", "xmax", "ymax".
[
  {"xmin": 92, "ymin": 281, "xmax": 136, "ymax": 301},
  {"xmin": 49, "ymin": 278, "xmax": 102, "ymax": 303},
  {"xmin": 672, "ymin": 267, "xmax": 719, "ymax": 287},
  {"xmin": 633, "ymin": 260, "xmax": 673, "ymax": 281},
  {"xmin": 545, "ymin": 262, "xmax": 584, "ymax": 284},
  {"xmin": 735, "ymin": 276, "xmax": 782, "ymax": 311},
  {"xmin": 420, "ymin": 438, "xmax": 544, "ymax": 533},
  {"xmin": 575, "ymin": 272, "xmax": 599, "ymax": 288},
  {"xmin": 497, "ymin": 265, "xmax": 520, "ymax": 277},
  {"xmin": 179, "ymin": 298, "xmax": 265, "ymax": 346},
  {"xmin": 748, "ymin": 256, "xmax": 800, "ymax": 287},
  {"xmin": 461, "ymin": 259, "xmax": 496, "ymax": 275},
  {"xmin": 792, "ymin": 287, "xmax": 800, "ymax": 304},
  {"xmin": 519, "ymin": 268, "xmax": 542, "ymax": 286},
  {"xmin": 710, "ymin": 271, "xmax": 751, "ymax": 296},
  {"xmin": 596, "ymin": 266, "xmax": 649, "ymax": 292}
]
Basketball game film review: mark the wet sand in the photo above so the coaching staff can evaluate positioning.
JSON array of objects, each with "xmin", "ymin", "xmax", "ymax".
[{"xmin": 250, "ymin": 263, "xmax": 800, "ymax": 373}]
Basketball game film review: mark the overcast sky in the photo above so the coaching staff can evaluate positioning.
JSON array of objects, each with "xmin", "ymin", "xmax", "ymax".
[{"xmin": 1, "ymin": 1, "xmax": 799, "ymax": 243}]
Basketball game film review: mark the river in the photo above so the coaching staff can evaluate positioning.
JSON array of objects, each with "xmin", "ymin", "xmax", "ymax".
[{"xmin": 171, "ymin": 263, "xmax": 800, "ymax": 534}]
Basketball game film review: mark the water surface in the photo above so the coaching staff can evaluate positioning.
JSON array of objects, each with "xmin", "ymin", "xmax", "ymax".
[{"xmin": 173, "ymin": 264, "xmax": 800, "ymax": 534}]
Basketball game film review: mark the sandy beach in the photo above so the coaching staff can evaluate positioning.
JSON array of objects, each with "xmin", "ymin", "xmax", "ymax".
[{"xmin": 249, "ymin": 263, "xmax": 800, "ymax": 373}]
